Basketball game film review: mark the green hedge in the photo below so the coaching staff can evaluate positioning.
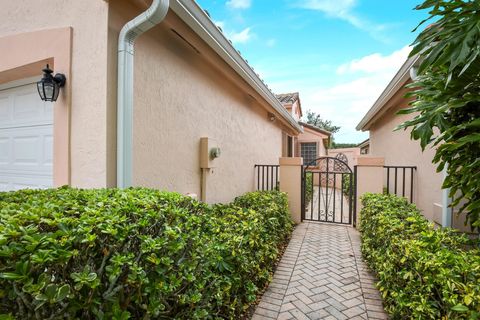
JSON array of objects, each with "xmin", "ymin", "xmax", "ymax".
[
  {"xmin": 0, "ymin": 187, "xmax": 293, "ymax": 319},
  {"xmin": 360, "ymin": 193, "xmax": 480, "ymax": 319},
  {"xmin": 341, "ymin": 174, "xmax": 352, "ymax": 197},
  {"xmin": 304, "ymin": 172, "xmax": 313, "ymax": 208}
]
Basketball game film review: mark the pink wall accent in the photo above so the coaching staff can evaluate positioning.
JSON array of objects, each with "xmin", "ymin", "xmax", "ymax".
[
  {"xmin": 0, "ymin": 28, "xmax": 72, "ymax": 186},
  {"xmin": 368, "ymin": 83, "xmax": 443, "ymax": 223}
]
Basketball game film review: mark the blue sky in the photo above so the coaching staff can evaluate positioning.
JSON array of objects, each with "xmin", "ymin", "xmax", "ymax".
[{"xmin": 197, "ymin": 0, "xmax": 428, "ymax": 143}]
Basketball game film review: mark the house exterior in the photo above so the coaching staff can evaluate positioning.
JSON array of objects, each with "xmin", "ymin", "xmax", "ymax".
[
  {"xmin": 296, "ymin": 122, "xmax": 331, "ymax": 166},
  {"xmin": 357, "ymin": 139, "xmax": 370, "ymax": 154},
  {"xmin": 276, "ymin": 92, "xmax": 331, "ymax": 165},
  {"xmin": 356, "ymin": 54, "xmax": 468, "ymax": 231},
  {"xmin": 0, "ymin": 0, "xmax": 303, "ymax": 204}
]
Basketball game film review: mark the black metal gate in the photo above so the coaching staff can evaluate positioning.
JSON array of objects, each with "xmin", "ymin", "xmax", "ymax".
[{"xmin": 301, "ymin": 156, "xmax": 353, "ymax": 224}]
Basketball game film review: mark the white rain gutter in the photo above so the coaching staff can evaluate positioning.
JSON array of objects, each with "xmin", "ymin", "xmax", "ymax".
[
  {"xmin": 117, "ymin": 0, "xmax": 169, "ymax": 188},
  {"xmin": 441, "ymin": 164, "xmax": 452, "ymax": 227}
]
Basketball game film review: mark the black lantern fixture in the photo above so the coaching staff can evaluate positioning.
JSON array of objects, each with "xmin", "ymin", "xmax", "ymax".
[{"xmin": 37, "ymin": 64, "xmax": 66, "ymax": 102}]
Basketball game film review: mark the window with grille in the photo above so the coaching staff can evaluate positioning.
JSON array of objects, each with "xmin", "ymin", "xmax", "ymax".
[{"xmin": 301, "ymin": 142, "xmax": 317, "ymax": 166}]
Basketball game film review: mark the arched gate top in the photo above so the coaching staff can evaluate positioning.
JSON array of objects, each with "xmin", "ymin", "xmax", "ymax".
[{"xmin": 303, "ymin": 156, "xmax": 352, "ymax": 174}]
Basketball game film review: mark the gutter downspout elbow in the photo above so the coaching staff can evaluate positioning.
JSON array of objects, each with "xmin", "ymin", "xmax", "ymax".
[{"xmin": 117, "ymin": 0, "xmax": 169, "ymax": 188}]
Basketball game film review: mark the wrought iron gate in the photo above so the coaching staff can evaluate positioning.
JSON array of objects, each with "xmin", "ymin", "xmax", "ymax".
[{"xmin": 301, "ymin": 157, "xmax": 353, "ymax": 224}]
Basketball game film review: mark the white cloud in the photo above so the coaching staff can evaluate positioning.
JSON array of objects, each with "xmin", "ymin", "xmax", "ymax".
[
  {"xmin": 299, "ymin": 0, "xmax": 356, "ymax": 16},
  {"xmin": 226, "ymin": 0, "xmax": 251, "ymax": 9},
  {"xmin": 294, "ymin": 0, "xmax": 387, "ymax": 41},
  {"xmin": 267, "ymin": 46, "xmax": 410, "ymax": 143},
  {"xmin": 266, "ymin": 38, "xmax": 277, "ymax": 47},
  {"xmin": 230, "ymin": 27, "xmax": 252, "ymax": 44},
  {"xmin": 337, "ymin": 45, "xmax": 411, "ymax": 75}
]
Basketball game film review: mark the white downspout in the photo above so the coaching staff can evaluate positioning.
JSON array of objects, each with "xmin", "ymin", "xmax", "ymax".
[
  {"xmin": 441, "ymin": 164, "xmax": 452, "ymax": 227},
  {"xmin": 117, "ymin": 0, "xmax": 169, "ymax": 188}
]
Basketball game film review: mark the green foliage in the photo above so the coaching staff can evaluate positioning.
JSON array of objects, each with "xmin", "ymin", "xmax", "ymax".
[
  {"xmin": 330, "ymin": 143, "xmax": 357, "ymax": 149},
  {"xmin": 360, "ymin": 193, "xmax": 480, "ymax": 319},
  {"xmin": 304, "ymin": 172, "xmax": 313, "ymax": 208},
  {"xmin": 398, "ymin": 0, "xmax": 480, "ymax": 231},
  {"xmin": 303, "ymin": 110, "xmax": 340, "ymax": 134},
  {"xmin": 0, "ymin": 187, "xmax": 293, "ymax": 319},
  {"xmin": 341, "ymin": 175, "xmax": 352, "ymax": 197}
]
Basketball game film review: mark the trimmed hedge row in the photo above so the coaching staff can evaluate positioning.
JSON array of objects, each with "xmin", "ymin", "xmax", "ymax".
[
  {"xmin": 0, "ymin": 187, "xmax": 293, "ymax": 319},
  {"xmin": 360, "ymin": 193, "xmax": 480, "ymax": 319}
]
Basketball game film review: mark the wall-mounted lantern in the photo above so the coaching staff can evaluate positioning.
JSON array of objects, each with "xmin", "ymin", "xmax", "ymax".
[{"xmin": 37, "ymin": 64, "xmax": 66, "ymax": 102}]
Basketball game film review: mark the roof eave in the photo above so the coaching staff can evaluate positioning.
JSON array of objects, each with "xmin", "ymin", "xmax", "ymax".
[
  {"xmin": 170, "ymin": 0, "xmax": 303, "ymax": 133},
  {"xmin": 299, "ymin": 122, "xmax": 332, "ymax": 136},
  {"xmin": 357, "ymin": 138, "xmax": 370, "ymax": 148},
  {"xmin": 356, "ymin": 54, "xmax": 421, "ymax": 131}
]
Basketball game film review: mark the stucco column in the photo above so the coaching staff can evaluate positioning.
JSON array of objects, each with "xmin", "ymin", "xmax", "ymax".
[
  {"xmin": 354, "ymin": 157, "xmax": 385, "ymax": 227},
  {"xmin": 279, "ymin": 157, "xmax": 303, "ymax": 224}
]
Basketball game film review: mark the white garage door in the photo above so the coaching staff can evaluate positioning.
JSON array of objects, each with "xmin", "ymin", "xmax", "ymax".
[{"xmin": 0, "ymin": 81, "xmax": 53, "ymax": 191}]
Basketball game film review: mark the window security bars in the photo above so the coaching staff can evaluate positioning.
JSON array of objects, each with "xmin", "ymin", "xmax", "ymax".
[{"xmin": 300, "ymin": 143, "xmax": 317, "ymax": 167}]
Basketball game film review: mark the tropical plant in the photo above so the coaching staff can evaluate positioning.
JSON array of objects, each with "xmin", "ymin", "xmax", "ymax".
[
  {"xmin": 398, "ymin": 0, "xmax": 480, "ymax": 231},
  {"xmin": 303, "ymin": 110, "xmax": 340, "ymax": 134},
  {"xmin": 360, "ymin": 193, "xmax": 480, "ymax": 319}
]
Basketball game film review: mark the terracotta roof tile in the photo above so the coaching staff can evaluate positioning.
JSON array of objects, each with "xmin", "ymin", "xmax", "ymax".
[{"xmin": 275, "ymin": 92, "xmax": 299, "ymax": 105}]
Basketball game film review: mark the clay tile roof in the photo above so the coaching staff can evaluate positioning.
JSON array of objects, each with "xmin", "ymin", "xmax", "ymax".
[
  {"xmin": 275, "ymin": 92, "xmax": 299, "ymax": 105},
  {"xmin": 299, "ymin": 122, "xmax": 332, "ymax": 136}
]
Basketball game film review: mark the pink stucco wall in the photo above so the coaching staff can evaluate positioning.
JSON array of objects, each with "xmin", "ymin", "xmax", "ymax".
[
  {"xmin": 108, "ymin": 1, "xmax": 294, "ymax": 203},
  {"xmin": 367, "ymin": 85, "xmax": 443, "ymax": 223},
  {"xmin": 296, "ymin": 126, "xmax": 329, "ymax": 160},
  {"xmin": 328, "ymin": 148, "xmax": 361, "ymax": 170},
  {"xmin": 0, "ymin": 0, "xmax": 111, "ymax": 188}
]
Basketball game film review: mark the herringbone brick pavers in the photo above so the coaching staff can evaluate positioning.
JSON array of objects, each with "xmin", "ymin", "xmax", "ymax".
[{"xmin": 251, "ymin": 222, "xmax": 388, "ymax": 320}]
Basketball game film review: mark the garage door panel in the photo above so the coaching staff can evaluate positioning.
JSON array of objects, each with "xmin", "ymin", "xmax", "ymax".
[
  {"xmin": 0, "ymin": 96, "xmax": 10, "ymax": 119},
  {"xmin": 13, "ymin": 135, "xmax": 41, "ymax": 165},
  {"xmin": 14, "ymin": 91, "xmax": 40, "ymax": 118},
  {"xmin": 0, "ymin": 137, "xmax": 8, "ymax": 165},
  {"xmin": 43, "ymin": 135, "xmax": 53, "ymax": 166},
  {"xmin": 0, "ymin": 81, "xmax": 53, "ymax": 191},
  {"xmin": 0, "ymin": 84, "xmax": 52, "ymax": 129},
  {"xmin": 0, "ymin": 126, "xmax": 52, "ymax": 171},
  {"xmin": 0, "ymin": 172, "xmax": 52, "ymax": 191}
]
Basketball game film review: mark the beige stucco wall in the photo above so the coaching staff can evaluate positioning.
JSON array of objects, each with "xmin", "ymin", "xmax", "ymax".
[
  {"xmin": 279, "ymin": 157, "xmax": 303, "ymax": 223},
  {"xmin": 0, "ymin": 0, "xmax": 111, "ymax": 187},
  {"xmin": 368, "ymin": 87, "xmax": 443, "ymax": 223},
  {"xmin": 328, "ymin": 147, "xmax": 361, "ymax": 169},
  {"xmin": 355, "ymin": 157, "xmax": 385, "ymax": 227},
  {"xmin": 108, "ymin": 2, "xmax": 289, "ymax": 203}
]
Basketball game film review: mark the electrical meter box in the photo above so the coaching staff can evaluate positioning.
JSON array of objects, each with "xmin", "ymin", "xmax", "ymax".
[{"xmin": 200, "ymin": 137, "xmax": 221, "ymax": 169}]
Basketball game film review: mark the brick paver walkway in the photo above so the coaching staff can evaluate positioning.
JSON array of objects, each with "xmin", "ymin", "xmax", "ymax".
[{"xmin": 252, "ymin": 222, "xmax": 388, "ymax": 320}]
